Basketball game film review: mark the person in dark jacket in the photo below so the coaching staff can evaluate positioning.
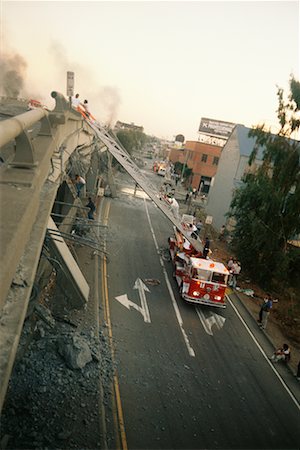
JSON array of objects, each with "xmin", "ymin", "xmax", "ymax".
[
  {"xmin": 203, "ymin": 237, "xmax": 210, "ymax": 259},
  {"xmin": 258, "ymin": 294, "xmax": 273, "ymax": 330},
  {"xmin": 86, "ymin": 197, "xmax": 96, "ymax": 220}
]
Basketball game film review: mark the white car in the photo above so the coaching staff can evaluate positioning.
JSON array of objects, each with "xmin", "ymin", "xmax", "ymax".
[{"xmin": 157, "ymin": 168, "xmax": 166, "ymax": 176}]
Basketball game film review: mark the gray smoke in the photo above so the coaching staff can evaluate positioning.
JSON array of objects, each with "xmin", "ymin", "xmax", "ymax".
[
  {"xmin": 0, "ymin": 53, "xmax": 27, "ymax": 97},
  {"xmin": 49, "ymin": 41, "xmax": 122, "ymax": 125},
  {"xmin": 95, "ymin": 86, "xmax": 121, "ymax": 127}
]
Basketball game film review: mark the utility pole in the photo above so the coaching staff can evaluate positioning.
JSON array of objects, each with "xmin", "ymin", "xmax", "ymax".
[
  {"xmin": 107, "ymin": 152, "xmax": 117, "ymax": 198},
  {"xmin": 67, "ymin": 71, "xmax": 74, "ymax": 108},
  {"xmin": 180, "ymin": 149, "xmax": 190, "ymax": 183}
]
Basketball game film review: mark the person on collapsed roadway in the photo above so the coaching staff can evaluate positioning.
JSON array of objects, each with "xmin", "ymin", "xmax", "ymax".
[{"xmin": 83, "ymin": 99, "xmax": 90, "ymax": 117}]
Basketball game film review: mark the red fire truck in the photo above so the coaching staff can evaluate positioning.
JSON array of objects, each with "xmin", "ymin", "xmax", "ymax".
[{"xmin": 169, "ymin": 224, "xmax": 229, "ymax": 308}]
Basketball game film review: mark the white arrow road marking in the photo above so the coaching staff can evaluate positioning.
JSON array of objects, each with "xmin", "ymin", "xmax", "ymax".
[
  {"xmin": 196, "ymin": 307, "xmax": 226, "ymax": 336},
  {"xmin": 214, "ymin": 312, "xmax": 226, "ymax": 329},
  {"xmin": 115, "ymin": 280, "xmax": 151, "ymax": 324},
  {"xmin": 115, "ymin": 294, "xmax": 144, "ymax": 314},
  {"xmin": 133, "ymin": 278, "xmax": 151, "ymax": 323}
]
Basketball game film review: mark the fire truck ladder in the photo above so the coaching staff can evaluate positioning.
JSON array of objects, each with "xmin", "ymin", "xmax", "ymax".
[{"xmin": 89, "ymin": 121, "xmax": 203, "ymax": 253}]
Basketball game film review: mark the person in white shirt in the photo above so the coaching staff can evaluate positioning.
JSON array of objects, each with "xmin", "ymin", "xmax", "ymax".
[
  {"xmin": 270, "ymin": 344, "xmax": 291, "ymax": 363},
  {"xmin": 186, "ymin": 222, "xmax": 197, "ymax": 237},
  {"xmin": 229, "ymin": 260, "xmax": 241, "ymax": 288},
  {"xmin": 72, "ymin": 93, "xmax": 81, "ymax": 109},
  {"xmin": 169, "ymin": 197, "xmax": 179, "ymax": 219},
  {"xmin": 74, "ymin": 174, "xmax": 86, "ymax": 197},
  {"xmin": 227, "ymin": 257, "xmax": 234, "ymax": 270}
]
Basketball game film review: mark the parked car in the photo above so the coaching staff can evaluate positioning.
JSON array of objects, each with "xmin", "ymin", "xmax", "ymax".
[{"xmin": 157, "ymin": 167, "xmax": 166, "ymax": 176}]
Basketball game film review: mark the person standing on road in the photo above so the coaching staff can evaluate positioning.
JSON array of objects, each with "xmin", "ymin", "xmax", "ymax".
[
  {"xmin": 185, "ymin": 190, "xmax": 192, "ymax": 204},
  {"xmin": 258, "ymin": 293, "xmax": 273, "ymax": 330},
  {"xmin": 202, "ymin": 237, "xmax": 210, "ymax": 259},
  {"xmin": 227, "ymin": 256, "xmax": 234, "ymax": 271},
  {"xmin": 230, "ymin": 260, "xmax": 241, "ymax": 289},
  {"xmin": 228, "ymin": 258, "xmax": 236, "ymax": 285},
  {"xmin": 166, "ymin": 195, "xmax": 179, "ymax": 219}
]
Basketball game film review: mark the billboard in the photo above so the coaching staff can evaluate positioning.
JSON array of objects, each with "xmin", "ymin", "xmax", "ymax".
[{"xmin": 198, "ymin": 118, "xmax": 235, "ymax": 139}]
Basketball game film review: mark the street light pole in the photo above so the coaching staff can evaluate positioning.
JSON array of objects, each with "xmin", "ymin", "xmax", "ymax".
[{"xmin": 180, "ymin": 149, "xmax": 189, "ymax": 183}]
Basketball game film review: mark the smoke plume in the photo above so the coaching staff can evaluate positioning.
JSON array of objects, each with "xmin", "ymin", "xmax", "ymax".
[
  {"xmin": 95, "ymin": 86, "xmax": 121, "ymax": 127},
  {"xmin": 48, "ymin": 41, "xmax": 122, "ymax": 125},
  {"xmin": 0, "ymin": 53, "xmax": 27, "ymax": 97}
]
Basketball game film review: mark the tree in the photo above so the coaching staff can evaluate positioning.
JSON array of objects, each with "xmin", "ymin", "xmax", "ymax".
[
  {"xmin": 115, "ymin": 129, "xmax": 148, "ymax": 155},
  {"xmin": 115, "ymin": 130, "xmax": 135, "ymax": 155},
  {"xmin": 228, "ymin": 76, "xmax": 300, "ymax": 289}
]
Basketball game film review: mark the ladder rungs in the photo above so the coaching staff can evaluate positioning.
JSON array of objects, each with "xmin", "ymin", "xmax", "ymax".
[{"xmin": 88, "ymin": 122, "xmax": 203, "ymax": 252}]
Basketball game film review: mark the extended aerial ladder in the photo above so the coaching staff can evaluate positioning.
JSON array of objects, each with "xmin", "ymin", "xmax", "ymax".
[{"xmin": 88, "ymin": 120, "xmax": 203, "ymax": 253}]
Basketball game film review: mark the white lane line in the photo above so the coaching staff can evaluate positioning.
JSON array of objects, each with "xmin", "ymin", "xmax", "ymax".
[
  {"xmin": 144, "ymin": 199, "xmax": 195, "ymax": 357},
  {"xmin": 227, "ymin": 294, "xmax": 300, "ymax": 411}
]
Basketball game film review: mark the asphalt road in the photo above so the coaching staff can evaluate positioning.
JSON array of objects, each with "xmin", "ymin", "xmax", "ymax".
[{"xmin": 103, "ymin": 172, "xmax": 300, "ymax": 450}]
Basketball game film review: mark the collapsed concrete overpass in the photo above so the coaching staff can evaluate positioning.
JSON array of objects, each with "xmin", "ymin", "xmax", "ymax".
[
  {"xmin": 0, "ymin": 92, "xmax": 105, "ymax": 411},
  {"xmin": 0, "ymin": 91, "xmax": 203, "ymax": 412}
]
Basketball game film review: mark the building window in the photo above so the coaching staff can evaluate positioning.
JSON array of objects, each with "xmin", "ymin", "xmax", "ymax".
[
  {"xmin": 213, "ymin": 157, "xmax": 219, "ymax": 165},
  {"xmin": 201, "ymin": 154, "xmax": 208, "ymax": 162}
]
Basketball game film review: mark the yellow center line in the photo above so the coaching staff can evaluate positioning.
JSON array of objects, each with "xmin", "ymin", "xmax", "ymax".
[{"xmin": 101, "ymin": 200, "xmax": 128, "ymax": 450}]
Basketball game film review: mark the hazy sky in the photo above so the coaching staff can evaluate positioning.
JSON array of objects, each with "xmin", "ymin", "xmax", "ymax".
[{"xmin": 1, "ymin": 1, "xmax": 299, "ymax": 140}]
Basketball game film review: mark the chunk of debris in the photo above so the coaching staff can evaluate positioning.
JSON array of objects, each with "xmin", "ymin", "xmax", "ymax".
[
  {"xmin": 53, "ymin": 314, "xmax": 77, "ymax": 328},
  {"xmin": 34, "ymin": 304, "xmax": 55, "ymax": 328},
  {"xmin": 57, "ymin": 333, "xmax": 92, "ymax": 369},
  {"xmin": 236, "ymin": 288, "xmax": 255, "ymax": 297},
  {"xmin": 143, "ymin": 279, "xmax": 161, "ymax": 286}
]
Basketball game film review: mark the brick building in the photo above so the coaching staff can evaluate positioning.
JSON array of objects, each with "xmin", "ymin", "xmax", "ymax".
[{"xmin": 168, "ymin": 140, "xmax": 223, "ymax": 193}]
